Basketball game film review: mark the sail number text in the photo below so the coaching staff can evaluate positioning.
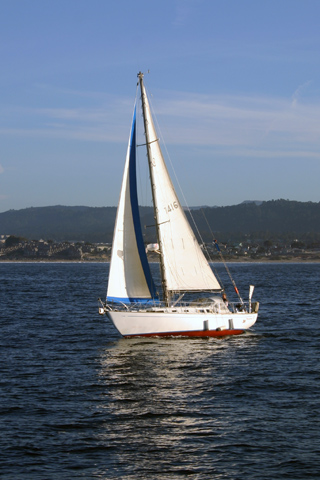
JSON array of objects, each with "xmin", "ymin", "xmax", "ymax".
[{"xmin": 164, "ymin": 201, "xmax": 179, "ymax": 214}]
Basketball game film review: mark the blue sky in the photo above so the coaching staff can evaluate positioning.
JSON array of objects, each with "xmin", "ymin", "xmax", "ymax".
[{"xmin": 1, "ymin": 0, "xmax": 320, "ymax": 212}]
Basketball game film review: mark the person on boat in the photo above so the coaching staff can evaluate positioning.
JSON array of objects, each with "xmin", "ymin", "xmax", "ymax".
[{"xmin": 222, "ymin": 292, "xmax": 228, "ymax": 306}]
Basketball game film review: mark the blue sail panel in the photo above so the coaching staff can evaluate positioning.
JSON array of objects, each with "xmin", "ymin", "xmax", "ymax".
[
  {"xmin": 128, "ymin": 107, "xmax": 158, "ymax": 301},
  {"xmin": 106, "ymin": 296, "xmax": 157, "ymax": 304}
]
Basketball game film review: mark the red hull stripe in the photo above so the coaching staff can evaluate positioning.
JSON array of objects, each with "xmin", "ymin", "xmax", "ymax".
[{"xmin": 123, "ymin": 329, "xmax": 244, "ymax": 338}]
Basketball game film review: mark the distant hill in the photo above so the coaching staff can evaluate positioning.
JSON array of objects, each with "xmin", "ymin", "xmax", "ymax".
[
  {"xmin": 1, "ymin": 200, "xmax": 320, "ymax": 243},
  {"xmin": 0, "ymin": 206, "xmax": 117, "ymax": 243},
  {"xmin": 188, "ymin": 200, "xmax": 320, "ymax": 242}
]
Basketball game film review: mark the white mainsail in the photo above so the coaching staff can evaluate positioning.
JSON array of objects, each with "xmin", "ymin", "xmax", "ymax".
[
  {"xmin": 107, "ymin": 105, "xmax": 156, "ymax": 303},
  {"xmin": 139, "ymin": 74, "xmax": 221, "ymax": 294}
]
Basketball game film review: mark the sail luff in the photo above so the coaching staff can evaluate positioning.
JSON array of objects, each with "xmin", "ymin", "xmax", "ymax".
[{"xmin": 138, "ymin": 72, "xmax": 169, "ymax": 303}]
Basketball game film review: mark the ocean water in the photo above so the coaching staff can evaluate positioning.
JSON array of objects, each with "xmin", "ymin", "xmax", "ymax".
[{"xmin": 0, "ymin": 262, "xmax": 320, "ymax": 479}]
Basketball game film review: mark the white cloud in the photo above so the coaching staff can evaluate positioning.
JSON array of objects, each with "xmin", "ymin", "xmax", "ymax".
[
  {"xmin": 0, "ymin": 90, "xmax": 320, "ymax": 159},
  {"xmin": 291, "ymin": 80, "xmax": 312, "ymax": 108},
  {"xmin": 153, "ymin": 91, "xmax": 320, "ymax": 155}
]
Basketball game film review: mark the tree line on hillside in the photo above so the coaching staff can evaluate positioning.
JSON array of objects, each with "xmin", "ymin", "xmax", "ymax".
[{"xmin": 0, "ymin": 200, "xmax": 320, "ymax": 244}]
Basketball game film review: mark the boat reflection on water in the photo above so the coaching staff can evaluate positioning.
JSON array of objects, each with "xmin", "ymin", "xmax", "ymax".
[{"xmin": 94, "ymin": 334, "xmax": 261, "ymax": 478}]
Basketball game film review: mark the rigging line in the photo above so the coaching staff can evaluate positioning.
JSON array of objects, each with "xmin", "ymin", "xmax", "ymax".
[
  {"xmin": 145, "ymin": 220, "xmax": 170, "ymax": 228},
  {"xmin": 200, "ymin": 208, "xmax": 244, "ymax": 305},
  {"xmin": 137, "ymin": 138, "xmax": 159, "ymax": 147}
]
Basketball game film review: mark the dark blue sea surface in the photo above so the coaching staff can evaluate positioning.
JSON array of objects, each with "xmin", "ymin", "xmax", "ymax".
[{"xmin": 1, "ymin": 262, "xmax": 319, "ymax": 479}]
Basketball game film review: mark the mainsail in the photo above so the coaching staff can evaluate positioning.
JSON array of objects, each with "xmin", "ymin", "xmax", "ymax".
[
  {"xmin": 138, "ymin": 74, "xmax": 221, "ymax": 294},
  {"xmin": 107, "ymin": 105, "xmax": 156, "ymax": 303}
]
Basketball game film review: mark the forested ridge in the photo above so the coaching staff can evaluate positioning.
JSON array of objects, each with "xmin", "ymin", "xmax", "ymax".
[{"xmin": 1, "ymin": 200, "xmax": 319, "ymax": 243}]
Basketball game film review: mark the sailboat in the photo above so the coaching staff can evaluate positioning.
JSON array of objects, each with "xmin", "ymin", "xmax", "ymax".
[{"xmin": 99, "ymin": 72, "xmax": 259, "ymax": 337}]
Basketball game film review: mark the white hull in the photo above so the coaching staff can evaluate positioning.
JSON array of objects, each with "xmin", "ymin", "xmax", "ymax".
[{"xmin": 107, "ymin": 308, "xmax": 257, "ymax": 337}]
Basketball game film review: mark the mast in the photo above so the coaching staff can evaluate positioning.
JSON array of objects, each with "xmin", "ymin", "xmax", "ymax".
[{"xmin": 137, "ymin": 72, "xmax": 169, "ymax": 304}]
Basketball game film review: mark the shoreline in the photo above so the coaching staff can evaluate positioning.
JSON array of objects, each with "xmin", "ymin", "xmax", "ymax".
[{"xmin": 1, "ymin": 256, "xmax": 320, "ymax": 264}]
